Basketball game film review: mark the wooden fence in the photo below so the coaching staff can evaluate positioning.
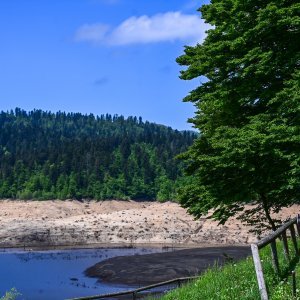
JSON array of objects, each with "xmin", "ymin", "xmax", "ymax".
[
  {"xmin": 67, "ymin": 276, "xmax": 198, "ymax": 300},
  {"xmin": 251, "ymin": 215, "xmax": 300, "ymax": 300}
]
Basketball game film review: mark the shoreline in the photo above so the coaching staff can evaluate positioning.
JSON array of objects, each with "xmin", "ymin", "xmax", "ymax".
[{"xmin": 0, "ymin": 241, "xmax": 248, "ymax": 252}]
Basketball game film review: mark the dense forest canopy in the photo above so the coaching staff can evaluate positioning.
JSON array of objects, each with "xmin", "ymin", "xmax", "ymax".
[{"xmin": 0, "ymin": 108, "xmax": 197, "ymax": 201}]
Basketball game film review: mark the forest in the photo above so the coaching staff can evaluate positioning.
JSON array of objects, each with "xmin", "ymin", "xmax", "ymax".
[{"xmin": 0, "ymin": 108, "xmax": 197, "ymax": 201}]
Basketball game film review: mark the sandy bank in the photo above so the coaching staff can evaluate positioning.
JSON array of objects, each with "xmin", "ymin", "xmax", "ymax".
[{"xmin": 0, "ymin": 200, "xmax": 298, "ymax": 248}]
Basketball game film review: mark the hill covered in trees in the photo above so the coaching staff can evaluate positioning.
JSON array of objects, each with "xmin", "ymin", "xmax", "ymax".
[{"xmin": 0, "ymin": 108, "xmax": 196, "ymax": 201}]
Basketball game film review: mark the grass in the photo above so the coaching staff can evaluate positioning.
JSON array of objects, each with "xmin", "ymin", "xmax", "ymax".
[{"xmin": 155, "ymin": 239, "xmax": 300, "ymax": 300}]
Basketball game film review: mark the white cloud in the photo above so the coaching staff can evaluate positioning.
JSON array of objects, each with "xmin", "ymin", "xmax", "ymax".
[{"xmin": 75, "ymin": 11, "xmax": 210, "ymax": 46}]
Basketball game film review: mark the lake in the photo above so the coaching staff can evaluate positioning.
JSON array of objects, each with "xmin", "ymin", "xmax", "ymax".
[{"xmin": 0, "ymin": 247, "xmax": 166, "ymax": 300}]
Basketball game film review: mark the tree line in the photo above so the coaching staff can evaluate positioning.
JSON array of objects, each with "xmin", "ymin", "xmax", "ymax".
[{"xmin": 0, "ymin": 108, "xmax": 197, "ymax": 201}]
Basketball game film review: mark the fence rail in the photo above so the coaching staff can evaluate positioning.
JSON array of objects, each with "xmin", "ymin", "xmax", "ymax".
[
  {"xmin": 67, "ymin": 276, "xmax": 198, "ymax": 300},
  {"xmin": 251, "ymin": 215, "xmax": 300, "ymax": 300}
]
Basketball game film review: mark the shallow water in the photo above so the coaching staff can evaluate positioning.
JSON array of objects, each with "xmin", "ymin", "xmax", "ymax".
[{"xmin": 0, "ymin": 247, "xmax": 166, "ymax": 300}]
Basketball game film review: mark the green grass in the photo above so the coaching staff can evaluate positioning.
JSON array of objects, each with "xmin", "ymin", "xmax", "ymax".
[{"xmin": 156, "ymin": 240, "xmax": 300, "ymax": 300}]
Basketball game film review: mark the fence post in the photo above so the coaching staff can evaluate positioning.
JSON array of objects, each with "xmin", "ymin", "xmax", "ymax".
[
  {"xmin": 281, "ymin": 231, "xmax": 290, "ymax": 261},
  {"xmin": 132, "ymin": 291, "xmax": 137, "ymax": 300},
  {"xmin": 297, "ymin": 215, "xmax": 300, "ymax": 236},
  {"xmin": 270, "ymin": 240, "xmax": 280, "ymax": 274},
  {"xmin": 292, "ymin": 270, "xmax": 297, "ymax": 297},
  {"xmin": 290, "ymin": 224, "xmax": 299, "ymax": 255},
  {"xmin": 177, "ymin": 279, "xmax": 182, "ymax": 287},
  {"xmin": 251, "ymin": 244, "xmax": 268, "ymax": 300}
]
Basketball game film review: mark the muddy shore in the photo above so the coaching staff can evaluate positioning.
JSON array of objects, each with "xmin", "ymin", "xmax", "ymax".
[{"xmin": 85, "ymin": 246, "xmax": 251, "ymax": 285}]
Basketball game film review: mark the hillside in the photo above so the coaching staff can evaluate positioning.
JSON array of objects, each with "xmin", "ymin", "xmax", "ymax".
[{"xmin": 0, "ymin": 108, "xmax": 197, "ymax": 200}]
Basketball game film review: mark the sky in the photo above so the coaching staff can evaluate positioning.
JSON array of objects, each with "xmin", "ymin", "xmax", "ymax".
[{"xmin": 0, "ymin": 0, "xmax": 209, "ymax": 130}]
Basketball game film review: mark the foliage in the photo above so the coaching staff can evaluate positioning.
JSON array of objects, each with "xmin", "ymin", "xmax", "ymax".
[
  {"xmin": 177, "ymin": 0, "xmax": 300, "ymax": 230},
  {"xmin": 159, "ymin": 240, "xmax": 300, "ymax": 300},
  {"xmin": 0, "ymin": 108, "xmax": 196, "ymax": 201}
]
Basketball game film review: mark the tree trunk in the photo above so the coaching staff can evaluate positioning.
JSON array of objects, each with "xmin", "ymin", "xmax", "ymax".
[{"xmin": 261, "ymin": 194, "xmax": 277, "ymax": 231}]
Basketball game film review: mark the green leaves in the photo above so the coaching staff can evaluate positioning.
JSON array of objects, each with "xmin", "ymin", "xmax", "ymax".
[{"xmin": 178, "ymin": 0, "xmax": 300, "ymax": 228}]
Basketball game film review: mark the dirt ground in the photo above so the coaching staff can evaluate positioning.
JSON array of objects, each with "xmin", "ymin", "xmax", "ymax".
[{"xmin": 0, "ymin": 199, "xmax": 299, "ymax": 248}]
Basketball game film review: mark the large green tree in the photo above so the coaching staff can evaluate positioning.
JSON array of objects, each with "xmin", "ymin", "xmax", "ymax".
[{"xmin": 178, "ymin": 0, "xmax": 300, "ymax": 231}]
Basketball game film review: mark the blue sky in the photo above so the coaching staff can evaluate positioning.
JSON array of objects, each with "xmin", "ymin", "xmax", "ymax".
[{"xmin": 0, "ymin": 0, "xmax": 209, "ymax": 130}]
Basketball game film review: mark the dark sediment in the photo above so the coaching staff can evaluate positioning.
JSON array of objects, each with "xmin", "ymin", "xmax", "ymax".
[{"xmin": 85, "ymin": 246, "xmax": 251, "ymax": 285}]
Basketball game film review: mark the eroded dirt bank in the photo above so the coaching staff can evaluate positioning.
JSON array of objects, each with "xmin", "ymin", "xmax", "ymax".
[{"xmin": 0, "ymin": 200, "xmax": 298, "ymax": 248}]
